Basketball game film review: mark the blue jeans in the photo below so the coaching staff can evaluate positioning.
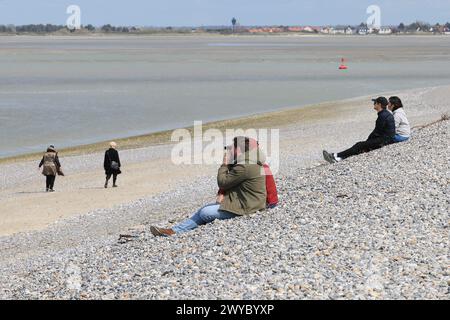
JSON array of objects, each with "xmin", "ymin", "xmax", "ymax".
[
  {"xmin": 393, "ymin": 134, "xmax": 409, "ymax": 143},
  {"xmin": 172, "ymin": 204, "xmax": 238, "ymax": 234}
]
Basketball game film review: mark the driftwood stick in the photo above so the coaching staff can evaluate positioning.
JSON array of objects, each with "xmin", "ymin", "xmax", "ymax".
[{"xmin": 412, "ymin": 113, "xmax": 449, "ymax": 131}]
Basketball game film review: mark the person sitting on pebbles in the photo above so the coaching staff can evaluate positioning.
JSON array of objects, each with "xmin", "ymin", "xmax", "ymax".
[
  {"xmin": 150, "ymin": 136, "xmax": 267, "ymax": 237},
  {"xmin": 323, "ymin": 96, "xmax": 395, "ymax": 163},
  {"xmin": 216, "ymin": 137, "xmax": 278, "ymax": 209},
  {"xmin": 387, "ymin": 96, "xmax": 411, "ymax": 143}
]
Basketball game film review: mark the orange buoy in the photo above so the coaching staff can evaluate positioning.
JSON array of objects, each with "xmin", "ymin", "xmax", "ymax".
[{"xmin": 339, "ymin": 58, "xmax": 348, "ymax": 70}]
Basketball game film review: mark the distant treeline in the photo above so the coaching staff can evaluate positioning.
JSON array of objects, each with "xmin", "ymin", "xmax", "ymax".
[
  {"xmin": 0, "ymin": 21, "xmax": 450, "ymax": 34},
  {"xmin": 0, "ymin": 24, "xmax": 64, "ymax": 33},
  {"xmin": 0, "ymin": 24, "xmax": 140, "ymax": 34},
  {"xmin": 0, "ymin": 24, "xmax": 196, "ymax": 34}
]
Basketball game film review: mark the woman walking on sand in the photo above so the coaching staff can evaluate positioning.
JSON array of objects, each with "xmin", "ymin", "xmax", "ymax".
[
  {"xmin": 38, "ymin": 145, "xmax": 62, "ymax": 192},
  {"xmin": 104, "ymin": 142, "xmax": 121, "ymax": 188}
]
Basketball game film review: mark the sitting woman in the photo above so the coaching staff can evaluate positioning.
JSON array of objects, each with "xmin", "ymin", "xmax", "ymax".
[
  {"xmin": 150, "ymin": 136, "xmax": 267, "ymax": 237},
  {"xmin": 388, "ymin": 96, "xmax": 411, "ymax": 143}
]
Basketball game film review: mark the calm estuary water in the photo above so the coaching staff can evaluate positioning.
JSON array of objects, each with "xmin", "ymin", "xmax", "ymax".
[{"xmin": 1, "ymin": 35, "xmax": 450, "ymax": 157}]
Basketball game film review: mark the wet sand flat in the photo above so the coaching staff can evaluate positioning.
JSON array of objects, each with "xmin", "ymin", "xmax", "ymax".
[{"xmin": 2, "ymin": 34, "xmax": 450, "ymax": 158}]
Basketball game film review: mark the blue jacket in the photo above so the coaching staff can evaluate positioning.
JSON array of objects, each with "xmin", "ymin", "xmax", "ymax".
[{"xmin": 368, "ymin": 109, "xmax": 396, "ymax": 143}]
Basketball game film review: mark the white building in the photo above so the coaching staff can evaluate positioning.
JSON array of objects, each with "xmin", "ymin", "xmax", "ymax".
[
  {"xmin": 331, "ymin": 28, "xmax": 346, "ymax": 35},
  {"xmin": 379, "ymin": 27, "xmax": 393, "ymax": 34},
  {"xmin": 358, "ymin": 28, "xmax": 368, "ymax": 35},
  {"xmin": 345, "ymin": 27, "xmax": 354, "ymax": 35}
]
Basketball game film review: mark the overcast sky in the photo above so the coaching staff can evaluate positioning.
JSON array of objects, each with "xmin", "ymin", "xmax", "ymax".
[{"xmin": 0, "ymin": 0, "xmax": 449, "ymax": 26}]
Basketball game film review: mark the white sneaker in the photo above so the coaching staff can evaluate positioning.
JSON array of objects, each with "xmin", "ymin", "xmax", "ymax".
[{"xmin": 333, "ymin": 153, "xmax": 342, "ymax": 162}]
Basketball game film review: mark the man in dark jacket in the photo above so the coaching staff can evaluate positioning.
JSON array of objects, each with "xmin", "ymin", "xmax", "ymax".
[
  {"xmin": 323, "ymin": 97, "xmax": 395, "ymax": 163},
  {"xmin": 104, "ymin": 141, "xmax": 121, "ymax": 188}
]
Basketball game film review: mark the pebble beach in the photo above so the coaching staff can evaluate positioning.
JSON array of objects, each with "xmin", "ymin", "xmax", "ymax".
[{"xmin": 0, "ymin": 86, "xmax": 448, "ymax": 300}]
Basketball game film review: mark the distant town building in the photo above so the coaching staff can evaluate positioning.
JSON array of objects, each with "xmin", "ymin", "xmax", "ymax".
[
  {"xmin": 243, "ymin": 23, "xmax": 414, "ymax": 35},
  {"xmin": 379, "ymin": 27, "xmax": 393, "ymax": 35},
  {"xmin": 358, "ymin": 27, "xmax": 368, "ymax": 35},
  {"xmin": 287, "ymin": 26, "xmax": 303, "ymax": 32},
  {"xmin": 331, "ymin": 28, "xmax": 346, "ymax": 35},
  {"xmin": 248, "ymin": 27, "xmax": 283, "ymax": 33},
  {"xmin": 302, "ymin": 26, "xmax": 315, "ymax": 33},
  {"xmin": 287, "ymin": 26, "xmax": 321, "ymax": 33},
  {"xmin": 345, "ymin": 27, "xmax": 354, "ymax": 35},
  {"xmin": 246, "ymin": 25, "xmax": 322, "ymax": 34}
]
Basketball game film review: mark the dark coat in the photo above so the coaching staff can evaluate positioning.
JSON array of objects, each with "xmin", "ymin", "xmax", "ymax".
[
  {"xmin": 368, "ymin": 109, "xmax": 396, "ymax": 144},
  {"xmin": 104, "ymin": 148, "xmax": 121, "ymax": 175}
]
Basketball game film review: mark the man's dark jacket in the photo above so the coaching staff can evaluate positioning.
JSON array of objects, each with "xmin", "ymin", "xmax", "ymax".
[{"xmin": 368, "ymin": 109, "xmax": 396, "ymax": 143}]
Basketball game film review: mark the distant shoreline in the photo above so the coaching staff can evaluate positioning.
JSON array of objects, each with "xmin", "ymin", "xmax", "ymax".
[
  {"xmin": 0, "ymin": 98, "xmax": 337, "ymax": 164},
  {"xmin": 0, "ymin": 85, "xmax": 441, "ymax": 165},
  {"xmin": 0, "ymin": 33, "xmax": 449, "ymax": 38}
]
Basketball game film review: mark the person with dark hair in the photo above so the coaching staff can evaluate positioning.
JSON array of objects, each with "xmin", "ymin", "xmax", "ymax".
[
  {"xmin": 38, "ymin": 145, "xmax": 62, "ymax": 192},
  {"xmin": 150, "ymin": 136, "xmax": 267, "ymax": 237},
  {"xmin": 323, "ymin": 97, "xmax": 395, "ymax": 163},
  {"xmin": 388, "ymin": 96, "xmax": 411, "ymax": 143},
  {"xmin": 104, "ymin": 141, "xmax": 121, "ymax": 188}
]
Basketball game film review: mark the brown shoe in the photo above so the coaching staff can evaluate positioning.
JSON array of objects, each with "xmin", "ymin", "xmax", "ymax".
[{"xmin": 150, "ymin": 226, "xmax": 175, "ymax": 237}]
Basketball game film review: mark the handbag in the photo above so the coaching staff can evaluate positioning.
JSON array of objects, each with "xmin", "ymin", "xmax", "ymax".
[
  {"xmin": 111, "ymin": 161, "xmax": 119, "ymax": 171},
  {"xmin": 57, "ymin": 167, "xmax": 65, "ymax": 176},
  {"xmin": 107, "ymin": 152, "xmax": 120, "ymax": 170}
]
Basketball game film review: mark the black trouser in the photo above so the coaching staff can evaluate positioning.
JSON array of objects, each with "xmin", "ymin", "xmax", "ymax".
[
  {"xmin": 337, "ymin": 137, "xmax": 385, "ymax": 160},
  {"xmin": 106, "ymin": 173, "xmax": 118, "ymax": 185},
  {"xmin": 46, "ymin": 175, "xmax": 56, "ymax": 190}
]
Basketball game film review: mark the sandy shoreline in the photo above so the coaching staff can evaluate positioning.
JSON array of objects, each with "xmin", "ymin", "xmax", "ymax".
[
  {"xmin": 0, "ymin": 85, "xmax": 448, "ymax": 238},
  {"xmin": 1, "ymin": 84, "xmax": 447, "ymax": 165},
  {"xmin": 0, "ymin": 95, "xmax": 380, "ymax": 164},
  {"xmin": 0, "ymin": 96, "xmax": 376, "ymax": 164}
]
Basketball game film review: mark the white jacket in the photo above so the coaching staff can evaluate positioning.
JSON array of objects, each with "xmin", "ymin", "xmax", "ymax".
[{"xmin": 393, "ymin": 108, "xmax": 411, "ymax": 137}]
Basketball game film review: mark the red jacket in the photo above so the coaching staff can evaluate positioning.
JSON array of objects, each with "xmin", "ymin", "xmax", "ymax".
[
  {"xmin": 263, "ymin": 164, "xmax": 278, "ymax": 207},
  {"xmin": 218, "ymin": 163, "xmax": 278, "ymax": 208}
]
